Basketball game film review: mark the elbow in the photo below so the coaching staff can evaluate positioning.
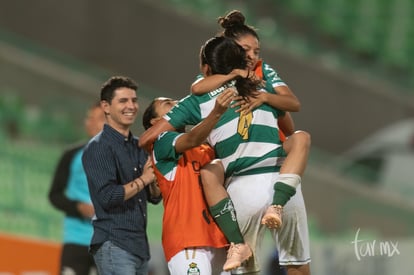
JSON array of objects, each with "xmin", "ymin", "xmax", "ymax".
[
  {"xmin": 294, "ymin": 130, "xmax": 312, "ymax": 150},
  {"xmin": 138, "ymin": 133, "xmax": 148, "ymax": 148},
  {"xmin": 138, "ymin": 138, "xmax": 144, "ymax": 147},
  {"xmin": 294, "ymin": 101, "xmax": 301, "ymax": 112},
  {"xmin": 191, "ymin": 83, "xmax": 204, "ymax": 95},
  {"xmin": 289, "ymin": 101, "xmax": 301, "ymax": 112},
  {"xmin": 138, "ymin": 139, "xmax": 151, "ymax": 152}
]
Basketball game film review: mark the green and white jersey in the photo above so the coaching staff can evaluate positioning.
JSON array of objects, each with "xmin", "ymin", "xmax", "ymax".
[
  {"xmin": 164, "ymin": 81, "xmax": 286, "ymax": 178},
  {"xmin": 262, "ymin": 61, "xmax": 287, "ymax": 89},
  {"xmin": 193, "ymin": 61, "xmax": 287, "ymax": 93},
  {"xmin": 152, "ymin": 131, "xmax": 183, "ymax": 179}
]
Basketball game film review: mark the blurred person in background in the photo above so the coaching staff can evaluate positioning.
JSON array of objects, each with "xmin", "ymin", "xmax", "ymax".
[
  {"xmin": 48, "ymin": 102, "xmax": 105, "ymax": 275},
  {"xmin": 82, "ymin": 76, "xmax": 161, "ymax": 275}
]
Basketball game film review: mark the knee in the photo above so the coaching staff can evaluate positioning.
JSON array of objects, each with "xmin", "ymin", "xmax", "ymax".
[
  {"xmin": 200, "ymin": 167, "xmax": 210, "ymax": 179},
  {"xmin": 200, "ymin": 160, "xmax": 225, "ymax": 185},
  {"xmin": 201, "ymin": 160, "xmax": 224, "ymax": 176},
  {"xmin": 292, "ymin": 130, "xmax": 311, "ymax": 149}
]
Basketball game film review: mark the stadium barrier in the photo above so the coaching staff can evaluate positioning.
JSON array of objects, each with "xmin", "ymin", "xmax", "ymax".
[{"xmin": 0, "ymin": 233, "xmax": 61, "ymax": 275}]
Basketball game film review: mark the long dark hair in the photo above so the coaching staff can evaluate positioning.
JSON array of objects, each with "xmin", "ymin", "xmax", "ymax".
[{"xmin": 200, "ymin": 36, "xmax": 260, "ymax": 98}]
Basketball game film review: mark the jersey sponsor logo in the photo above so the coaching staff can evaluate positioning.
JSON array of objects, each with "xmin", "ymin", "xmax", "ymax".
[
  {"xmin": 187, "ymin": 262, "xmax": 200, "ymax": 275},
  {"xmin": 208, "ymin": 80, "xmax": 236, "ymax": 98}
]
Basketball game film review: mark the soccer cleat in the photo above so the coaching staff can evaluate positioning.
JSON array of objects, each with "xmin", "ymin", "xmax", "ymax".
[
  {"xmin": 223, "ymin": 242, "xmax": 253, "ymax": 271},
  {"xmin": 261, "ymin": 205, "xmax": 283, "ymax": 229}
]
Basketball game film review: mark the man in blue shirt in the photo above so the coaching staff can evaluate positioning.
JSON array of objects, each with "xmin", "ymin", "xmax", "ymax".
[{"xmin": 82, "ymin": 76, "xmax": 161, "ymax": 275}]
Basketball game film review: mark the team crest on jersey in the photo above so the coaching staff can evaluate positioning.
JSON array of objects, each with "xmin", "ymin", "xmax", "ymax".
[
  {"xmin": 237, "ymin": 111, "xmax": 253, "ymax": 140},
  {"xmin": 187, "ymin": 262, "xmax": 200, "ymax": 275}
]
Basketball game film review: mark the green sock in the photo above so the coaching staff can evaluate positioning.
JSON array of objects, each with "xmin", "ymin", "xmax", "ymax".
[
  {"xmin": 272, "ymin": 182, "xmax": 297, "ymax": 206},
  {"xmin": 209, "ymin": 197, "xmax": 244, "ymax": 244}
]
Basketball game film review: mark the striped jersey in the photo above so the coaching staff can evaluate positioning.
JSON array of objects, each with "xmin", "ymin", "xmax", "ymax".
[
  {"xmin": 164, "ymin": 79, "xmax": 286, "ymax": 178},
  {"xmin": 255, "ymin": 60, "xmax": 288, "ymax": 142},
  {"xmin": 258, "ymin": 60, "xmax": 287, "ymax": 89}
]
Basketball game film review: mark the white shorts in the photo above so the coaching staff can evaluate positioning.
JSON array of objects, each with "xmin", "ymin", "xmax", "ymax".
[
  {"xmin": 225, "ymin": 173, "xmax": 311, "ymax": 274},
  {"xmin": 273, "ymin": 184, "xmax": 311, "ymax": 266},
  {"xmin": 168, "ymin": 247, "xmax": 230, "ymax": 275}
]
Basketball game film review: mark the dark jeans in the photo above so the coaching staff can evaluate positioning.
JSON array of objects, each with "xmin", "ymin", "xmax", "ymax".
[{"xmin": 93, "ymin": 241, "xmax": 149, "ymax": 275}]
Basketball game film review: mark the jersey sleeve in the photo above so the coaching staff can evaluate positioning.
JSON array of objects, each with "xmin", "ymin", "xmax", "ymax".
[
  {"xmin": 190, "ymin": 74, "xmax": 204, "ymax": 87},
  {"xmin": 153, "ymin": 131, "xmax": 183, "ymax": 161},
  {"xmin": 163, "ymin": 95, "xmax": 201, "ymax": 129},
  {"xmin": 262, "ymin": 61, "xmax": 287, "ymax": 88},
  {"xmin": 258, "ymin": 62, "xmax": 286, "ymax": 117}
]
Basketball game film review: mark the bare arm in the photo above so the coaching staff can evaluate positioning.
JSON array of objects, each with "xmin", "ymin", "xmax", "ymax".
[
  {"xmin": 123, "ymin": 158, "xmax": 157, "ymax": 200},
  {"xmin": 148, "ymin": 179, "xmax": 161, "ymax": 199},
  {"xmin": 139, "ymin": 118, "xmax": 175, "ymax": 151},
  {"xmin": 140, "ymin": 158, "xmax": 161, "ymax": 199},
  {"xmin": 174, "ymin": 88, "xmax": 235, "ymax": 152},
  {"xmin": 235, "ymin": 85, "xmax": 300, "ymax": 114},
  {"xmin": 244, "ymin": 91, "xmax": 297, "ymax": 137},
  {"xmin": 271, "ymin": 85, "xmax": 301, "ymax": 112},
  {"xmin": 232, "ymin": 85, "xmax": 297, "ymax": 137},
  {"xmin": 278, "ymin": 112, "xmax": 295, "ymax": 136},
  {"xmin": 191, "ymin": 69, "xmax": 248, "ymax": 95}
]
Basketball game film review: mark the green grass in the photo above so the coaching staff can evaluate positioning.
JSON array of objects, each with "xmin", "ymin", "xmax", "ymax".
[{"xmin": 147, "ymin": 203, "xmax": 164, "ymax": 244}]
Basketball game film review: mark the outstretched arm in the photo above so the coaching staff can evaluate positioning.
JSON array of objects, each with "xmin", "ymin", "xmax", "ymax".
[
  {"xmin": 191, "ymin": 69, "xmax": 248, "ymax": 95},
  {"xmin": 139, "ymin": 118, "xmax": 175, "ymax": 151},
  {"xmin": 174, "ymin": 88, "xmax": 235, "ymax": 153},
  {"xmin": 270, "ymin": 85, "xmax": 301, "ymax": 112}
]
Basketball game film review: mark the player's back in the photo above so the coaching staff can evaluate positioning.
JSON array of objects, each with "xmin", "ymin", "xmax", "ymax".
[{"xmin": 165, "ymin": 82, "xmax": 285, "ymax": 178}]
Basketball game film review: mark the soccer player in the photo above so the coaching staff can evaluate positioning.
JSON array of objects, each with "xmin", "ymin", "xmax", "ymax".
[
  {"xmin": 191, "ymin": 10, "xmax": 311, "ymax": 275},
  {"xmin": 142, "ymin": 88, "xmax": 251, "ymax": 274}
]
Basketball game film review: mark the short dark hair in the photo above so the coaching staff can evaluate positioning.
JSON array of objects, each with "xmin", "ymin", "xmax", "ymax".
[
  {"xmin": 100, "ymin": 76, "xmax": 138, "ymax": 103},
  {"xmin": 142, "ymin": 97, "xmax": 184, "ymax": 132},
  {"xmin": 142, "ymin": 99, "xmax": 159, "ymax": 130}
]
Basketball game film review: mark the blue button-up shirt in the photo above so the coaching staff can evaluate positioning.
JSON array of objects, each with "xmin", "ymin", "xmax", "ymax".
[{"xmin": 82, "ymin": 124, "xmax": 160, "ymax": 259}]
